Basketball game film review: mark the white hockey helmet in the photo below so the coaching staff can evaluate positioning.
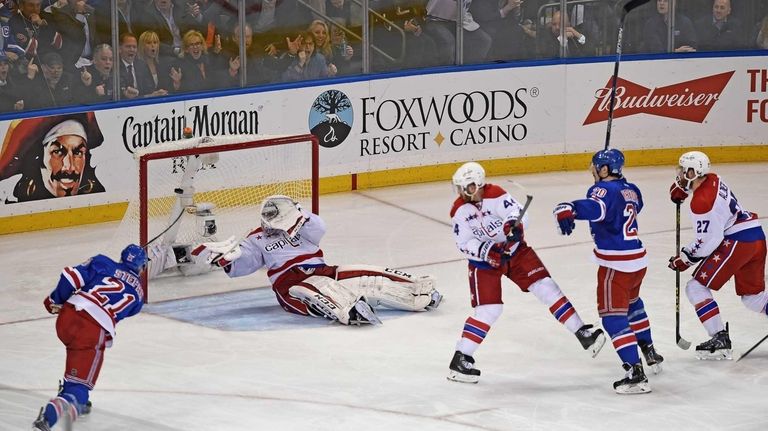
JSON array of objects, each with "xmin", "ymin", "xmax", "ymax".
[
  {"xmin": 677, "ymin": 151, "xmax": 710, "ymax": 190},
  {"xmin": 260, "ymin": 195, "xmax": 306, "ymax": 238},
  {"xmin": 452, "ymin": 162, "xmax": 486, "ymax": 198}
]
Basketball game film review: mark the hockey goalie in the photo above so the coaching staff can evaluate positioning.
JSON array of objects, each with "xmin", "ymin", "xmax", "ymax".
[{"xmin": 190, "ymin": 195, "xmax": 443, "ymax": 325}]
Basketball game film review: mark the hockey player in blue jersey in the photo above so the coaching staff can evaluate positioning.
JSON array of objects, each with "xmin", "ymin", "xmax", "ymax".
[
  {"xmin": 33, "ymin": 244, "xmax": 147, "ymax": 431},
  {"xmin": 553, "ymin": 149, "xmax": 663, "ymax": 394}
]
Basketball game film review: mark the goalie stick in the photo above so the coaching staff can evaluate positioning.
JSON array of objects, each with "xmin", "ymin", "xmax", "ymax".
[
  {"xmin": 675, "ymin": 203, "xmax": 692, "ymax": 350},
  {"xmin": 604, "ymin": 0, "xmax": 651, "ymax": 150}
]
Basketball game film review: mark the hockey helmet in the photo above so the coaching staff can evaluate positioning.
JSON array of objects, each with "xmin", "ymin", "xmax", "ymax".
[
  {"xmin": 591, "ymin": 149, "xmax": 625, "ymax": 177},
  {"xmin": 452, "ymin": 162, "xmax": 486, "ymax": 197},
  {"xmin": 260, "ymin": 195, "xmax": 306, "ymax": 238},
  {"xmin": 677, "ymin": 151, "xmax": 710, "ymax": 190},
  {"xmin": 121, "ymin": 244, "xmax": 148, "ymax": 272}
]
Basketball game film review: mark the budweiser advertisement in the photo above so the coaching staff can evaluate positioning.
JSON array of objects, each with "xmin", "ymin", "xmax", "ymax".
[{"xmin": 583, "ymin": 71, "xmax": 735, "ymax": 125}]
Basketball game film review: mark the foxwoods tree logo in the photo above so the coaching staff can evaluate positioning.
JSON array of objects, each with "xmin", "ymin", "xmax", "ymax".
[{"xmin": 308, "ymin": 89, "xmax": 353, "ymax": 148}]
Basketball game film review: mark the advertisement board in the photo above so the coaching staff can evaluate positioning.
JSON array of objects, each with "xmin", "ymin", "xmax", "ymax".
[{"xmin": 1, "ymin": 55, "xmax": 765, "ymax": 227}]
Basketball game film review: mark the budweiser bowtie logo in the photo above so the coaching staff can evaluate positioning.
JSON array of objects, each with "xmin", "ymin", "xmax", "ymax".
[{"xmin": 583, "ymin": 71, "xmax": 734, "ymax": 125}]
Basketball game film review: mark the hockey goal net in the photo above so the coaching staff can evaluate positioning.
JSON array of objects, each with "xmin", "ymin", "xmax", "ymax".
[{"xmin": 112, "ymin": 134, "xmax": 319, "ymax": 301}]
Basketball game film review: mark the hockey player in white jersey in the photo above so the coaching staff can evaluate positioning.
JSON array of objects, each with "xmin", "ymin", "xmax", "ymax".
[
  {"xmin": 446, "ymin": 162, "xmax": 605, "ymax": 384},
  {"xmin": 669, "ymin": 151, "xmax": 767, "ymax": 360},
  {"xmin": 191, "ymin": 195, "xmax": 442, "ymax": 325}
]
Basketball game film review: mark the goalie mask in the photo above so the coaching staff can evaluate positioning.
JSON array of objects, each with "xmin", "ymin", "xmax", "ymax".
[{"xmin": 260, "ymin": 195, "xmax": 306, "ymax": 238}]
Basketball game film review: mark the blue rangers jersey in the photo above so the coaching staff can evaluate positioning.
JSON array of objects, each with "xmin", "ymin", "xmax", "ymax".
[
  {"xmin": 572, "ymin": 178, "xmax": 647, "ymax": 272},
  {"xmin": 48, "ymin": 255, "xmax": 144, "ymax": 338}
]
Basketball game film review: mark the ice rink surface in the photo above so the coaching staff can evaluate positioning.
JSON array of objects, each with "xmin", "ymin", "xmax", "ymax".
[{"xmin": 1, "ymin": 163, "xmax": 767, "ymax": 431}]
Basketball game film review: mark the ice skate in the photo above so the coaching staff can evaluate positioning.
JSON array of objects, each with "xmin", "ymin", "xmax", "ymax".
[
  {"xmin": 447, "ymin": 351, "xmax": 481, "ymax": 383},
  {"xmin": 696, "ymin": 327, "xmax": 732, "ymax": 360},
  {"xmin": 32, "ymin": 407, "xmax": 51, "ymax": 431},
  {"xmin": 575, "ymin": 324, "xmax": 606, "ymax": 358},
  {"xmin": 639, "ymin": 341, "xmax": 664, "ymax": 374},
  {"xmin": 426, "ymin": 289, "xmax": 443, "ymax": 310},
  {"xmin": 613, "ymin": 362, "xmax": 651, "ymax": 394},
  {"xmin": 348, "ymin": 299, "xmax": 382, "ymax": 325}
]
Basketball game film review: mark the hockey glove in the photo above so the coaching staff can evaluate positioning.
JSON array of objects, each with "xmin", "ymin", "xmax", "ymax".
[
  {"xmin": 669, "ymin": 181, "xmax": 689, "ymax": 204},
  {"xmin": 553, "ymin": 202, "xmax": 576, "ymax": 236},
  {"xmin": 191, "ymin": 236, "xmax": 243, "ymax": 269},
  {"xmin": 503, "ymin": 219, "xmax": 523, "ymax": 244},
  {"xmin": 668, "ymin": 248, "xmax": 697, "ymax": 272},
  {"xmin": 44, "ymin": 296, "xmax": 62, "ymax": 314},
  {"xmin": 482, "ymin": 242, "xmax": 513, "ymax": 269}
]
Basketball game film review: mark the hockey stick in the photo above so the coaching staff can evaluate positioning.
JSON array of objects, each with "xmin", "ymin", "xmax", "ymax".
[
  {"xmin": 504, "ymin": 180, "xmax": 533, "ymax": 245},
  {"xmin": 675, "ymin": 202, "xmax": 692, "ymax": 350},
  {"xmin": 737, "ymin": 333, "xmax": 768, "ymax": 361},
  {"xmin": 604, "ymin": 0, "xmax": 650, "ymax": 150}
]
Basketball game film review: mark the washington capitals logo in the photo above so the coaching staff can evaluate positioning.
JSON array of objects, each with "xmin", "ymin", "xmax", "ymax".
[
  {"xmin": 584, "ymin": 72, "xmax": 734, "ymax": 125},
  {"xmin": 308, "ymin": 89, "xmax": 353, "ymax": 148}
]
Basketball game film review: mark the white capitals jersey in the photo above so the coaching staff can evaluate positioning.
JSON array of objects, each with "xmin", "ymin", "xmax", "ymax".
[
  {"xmin": 450, "ymin": 184, "xmax": 524, "ymax": 265},
  {"xmin": 686, "ymin": 173, "xmax": 764, "ymax": 260},
  {"xmin": 226, "ymin": 211, "xmax": 328, "ymax": 283}
]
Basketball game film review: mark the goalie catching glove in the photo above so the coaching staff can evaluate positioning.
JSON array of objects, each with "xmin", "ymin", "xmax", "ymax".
[{"xmin": 191, "ymin": 236, "xmax": 243, "ymax": 269}]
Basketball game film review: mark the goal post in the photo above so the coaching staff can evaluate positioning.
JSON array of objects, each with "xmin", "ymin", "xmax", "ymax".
[{"xmin": 113, "ymin": 133, "xmax": 319, "ymax": 302}]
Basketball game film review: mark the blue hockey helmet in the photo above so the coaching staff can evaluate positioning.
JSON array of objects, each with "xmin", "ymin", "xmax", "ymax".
[
  {"xmin": 121, "ymin": 244, "xmax": 148, "ymax": 272},
  {"xmin": 591, "ymin": 149, "xmax": 625, "ymax": 176}
]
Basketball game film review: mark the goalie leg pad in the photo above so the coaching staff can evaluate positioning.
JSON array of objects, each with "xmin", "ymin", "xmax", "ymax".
[
  {"xmin": 288, "ymin": 276, "xmax": 363, "ymax": 325},
  {"xmin": 146, "ymin": 244, "xmax": 178, "ymax": 279},
  {"xmin": 336, "ymin": 268, "xmax": 438, "ymax": 311}
]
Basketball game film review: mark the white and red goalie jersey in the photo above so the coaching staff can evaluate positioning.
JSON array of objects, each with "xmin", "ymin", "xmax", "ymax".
[
  {"xmin": 686, "ymin": 173, "xmax": 765, "ymax": 260},
  {"xmin": 223, "ymin": 211, "xmax": 328, "ymax": 283}
]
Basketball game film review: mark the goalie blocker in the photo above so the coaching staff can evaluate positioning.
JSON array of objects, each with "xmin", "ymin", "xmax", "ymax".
[{"xmin": 189, "ymin": 195, "xmax": 443, "ymax": 325}]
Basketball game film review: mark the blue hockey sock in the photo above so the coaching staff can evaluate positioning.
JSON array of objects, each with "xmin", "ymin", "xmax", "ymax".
[
  {"xmin": 602, "ymin": 315, "xmax": 641, "ymax": 365},
  {"xmin": 628, "ymin": 297, "xmax": 653, "ymax": 346}
]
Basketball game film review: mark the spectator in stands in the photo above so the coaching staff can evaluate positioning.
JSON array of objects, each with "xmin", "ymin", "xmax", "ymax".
[
  {"xmin": 9, "ymin": 0, "xmax": 61, "ymax": 62},
  {"xmin": 281, "ymin": 31, "xmax": 329, "ymax": 81},
  {"xmin": 118, "ymin": 32, "xmax": 159, "ymax": 98},
  {"xmin": 23, "ymin": 51, "xmax": 80, "ymax": 109},
  {"xmin": 210, "ymin": 23, "xmax": 276, "ymax": 86},
  {"xmin": 329, "ymin": 23, "xmax": 361, "ymax": 75},
  {"xmin": 642, "ymin": 0, "xmax": 697, "ymax": 52},
  {"xmin": 0, "ymin": 55, "xmax": 24, "ymax": 112},
  {"xmin": 132, "ymin": 0, "xmax": 206, "ymax": 60},
  {"xmin": 326, "ymin": 0, "xmax": 353, "ymax": 26},
  {"xmin": 537, "ymin": 9, "xmax": 593, "ymax": 58},
  {"xmin": 137, "ymin": 30, "xmax": 171, "ymax": 95},
  {"xmin": 47, "ymin": 0, "xmax": 94, "ymax": 70},
  {"xmin": 308, "ymin": 20, "xmax": 338, "ymax": 77},
  {"xmin": 755, "ymin": 15, "xmax": 768, "ymax": 49},
  {"xmin": 471, "ymin": 0, "xmax": 530, "ymax": 60},
  {"xmin": 422, "ymin": 0, "xmax": 492, "ymax": 65},
  {"xmin": 169, "ymin": 29, "xmax": 214, "ymax": 93},
  {"xmin": 95, "ymin": 0, "xmax": 137, "ymax": 46},
  {"xmin": 694, "ymin": 0, "xmax": 746, "ymax": 51},
  {"xmin": 0, "ymin": 7, "xmax": 27, "ymax": 65},
  {"xmin": 78, "ymin": 43, "xmax": 115, "ymax": 104}
]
